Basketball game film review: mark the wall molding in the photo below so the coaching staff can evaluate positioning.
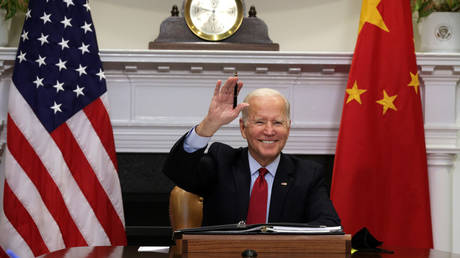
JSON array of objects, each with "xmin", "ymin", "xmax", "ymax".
[{"xmin": 1, "ymin": 48, "xmax": 458, "ymax": 153}]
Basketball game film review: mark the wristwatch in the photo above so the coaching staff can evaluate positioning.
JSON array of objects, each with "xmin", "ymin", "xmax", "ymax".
[{"xmin": 183, "ymin": 0, "xmax": 244, "ymax": 41}]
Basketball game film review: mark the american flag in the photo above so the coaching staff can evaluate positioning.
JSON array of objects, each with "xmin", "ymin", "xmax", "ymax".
[{"xmin": 0, "ymin": 0, "xmax": 126, "ymax": 257}]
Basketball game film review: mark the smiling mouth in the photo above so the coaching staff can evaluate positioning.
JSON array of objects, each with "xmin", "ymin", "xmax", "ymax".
[{"xmin": 260, "ymin": 140, "xmax": 276, "ymax": 144}]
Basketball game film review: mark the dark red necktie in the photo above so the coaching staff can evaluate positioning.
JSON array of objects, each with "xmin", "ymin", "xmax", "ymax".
[{"xmin": 246, "ymin": 167, "xmax": 268, "ymax": 224}]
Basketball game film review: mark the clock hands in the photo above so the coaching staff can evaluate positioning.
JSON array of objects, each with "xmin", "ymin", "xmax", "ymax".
[{"xmin": 195, "ymin": 6, "xmax": 213, "ymax": 13}]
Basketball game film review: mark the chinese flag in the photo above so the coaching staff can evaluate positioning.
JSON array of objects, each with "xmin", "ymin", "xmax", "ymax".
[{"xmin": 331, "ymin": 0, "xmax": 433, "ymax": 249}]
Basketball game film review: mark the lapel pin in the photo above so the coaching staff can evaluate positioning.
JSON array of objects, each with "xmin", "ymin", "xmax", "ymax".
[{"xmin": 281, "ymin": 182, "xmax": 288, "ymax": 186}]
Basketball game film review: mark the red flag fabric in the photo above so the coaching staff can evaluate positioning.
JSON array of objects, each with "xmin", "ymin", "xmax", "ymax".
[
  {"xmin": 0, "ymin": 0, "xmax": 126, "ymax": 257},
  {"xmin": 331, "ymin": 0, "xmax": 433, "ymax": 249}
]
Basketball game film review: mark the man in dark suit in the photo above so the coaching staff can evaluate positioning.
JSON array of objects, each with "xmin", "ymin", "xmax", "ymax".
[{"xmin": 163, "ymin": 77, "xmax": 340, "ymax": 227}]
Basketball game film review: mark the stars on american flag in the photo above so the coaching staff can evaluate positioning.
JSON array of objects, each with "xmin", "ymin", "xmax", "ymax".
[
  {"xmin": 40, "ymin": 12, "xmax": 52, "ymax": 24},
  {"xmin": 60, "ymin": 16, "xmax": 72, "ymax": 28},
  {"xmin": 73, "ymin": 85, "xmax": 85, "ymax": 97},
  {"xmin": 13, "ymin": 0, "xmax": 106, "ymax": 130},
  {"xmin": 83, "ymin": 1, "xmax": 90, "ymax": 11},
  {"xmin": 78, "ymin": 42, "xmax": 90, "ymax": 54},
  {"xmin": 55, "ymin": 59, "xmax": 67, "ymax": 71},
  {"xmin": 33, "ymin": 76, "xmax": 44, "ymax": 88},
  {"xmin": 25, "ymin": 9, "xmax": 32, "ymax": 19},
  {"xmin": 20, "ymin": 31, "xmax": 29, "ymax": 41},
  {"xmin": 75, "ymin": 64, "xmax": 87, "ymax": 76},
  {"xmin": 58, "ymin": 38, "xmax": 70, "ymax": 50},
  {"xmin": 63, "ymin": 0, "xmax": 75, "ymax": 7},
  {"xmin": 37, "ymin": 33, "xmax": 49, "ymax": 45},
  {"xmin": 52, "ymin": 80, "xmax": 65, "ymax": 93},
  {"xmin": 96, "ymin": 69, "xmax": 105, "ymax": 81},
  {"xmin": 50, "ymin": 101, "xmax": 62, "ymax": 114},
  {"xmin": 17, "ymin": 51, "xmax": 27, "ymax": 63},
  {"xmin": 35, "ymin": 55, "xmax": 46, "ymax": 67},
  {"xmin": 81, "ymin": 21, "xmax": 93, "ymax": 34}
]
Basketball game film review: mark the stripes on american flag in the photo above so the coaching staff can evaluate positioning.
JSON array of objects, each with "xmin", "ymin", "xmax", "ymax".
[{"xmin": 0, "ymin": 0, "xmax": 126, "ymax": 257}]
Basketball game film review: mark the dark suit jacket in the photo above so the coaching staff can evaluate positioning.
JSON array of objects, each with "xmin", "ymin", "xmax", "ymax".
[{"xmin": 163, "ymin": 134, "xmax": 341, "ymax": 227}]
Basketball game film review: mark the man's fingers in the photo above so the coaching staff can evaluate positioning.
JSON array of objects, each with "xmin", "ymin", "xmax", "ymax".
[
  {"xmin": 234, "ymin": 103, "xmax": 249, "ymax": 114},
  {"xmin": 214, "ymin": 80, "xmax": 222, "ymax": 96},
  {"xmin": 221, "ymin": 77, "xmax": 238, "ymax": 93},
  {"xmin": 236, "ymin": 81, "xmax": 244, "ymax": 95}
]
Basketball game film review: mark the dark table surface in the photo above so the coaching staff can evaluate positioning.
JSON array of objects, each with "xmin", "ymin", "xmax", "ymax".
[{"xmin": 38, "ymin": 246, "xmax": 460, "ymax": 258}]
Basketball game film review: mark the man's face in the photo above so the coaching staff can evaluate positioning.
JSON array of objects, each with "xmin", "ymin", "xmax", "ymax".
[{"xmin": 240, "ymin": 95, "xmax": 290, "ymax": 167}]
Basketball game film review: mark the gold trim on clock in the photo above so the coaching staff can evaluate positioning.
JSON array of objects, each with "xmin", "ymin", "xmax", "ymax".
[{"xmin": 184, "ymin": 0, "xmax": 244, "ymax": 41}]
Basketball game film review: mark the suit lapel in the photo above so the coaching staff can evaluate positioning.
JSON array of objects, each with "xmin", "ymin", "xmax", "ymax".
[
  {"xmin": 232, "ymin": 148, "xmax": 251, "ymax": 222},
  {"xmin": 269, "ymin": 153, "xmax": 295, "ymax": 222}
]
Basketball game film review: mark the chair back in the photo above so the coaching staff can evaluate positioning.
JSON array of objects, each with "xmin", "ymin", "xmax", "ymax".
[
  {"xmin": 169, "ymin": 186, "xmax": 203, "ymax": 231},
  {"xmin": 169, "ymin": 186, "xmax": 203, "ymax": 256}
]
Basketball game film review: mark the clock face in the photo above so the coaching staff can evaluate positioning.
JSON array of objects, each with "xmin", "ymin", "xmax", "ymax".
[{"xmin": 184, "ymin": 0, "xmax": 243, "ymax": 41}]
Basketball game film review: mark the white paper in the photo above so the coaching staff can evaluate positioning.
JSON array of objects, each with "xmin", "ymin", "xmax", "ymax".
[{"xmin": 137, "ymin": 246, "xmax": 170, "ymax": 253}]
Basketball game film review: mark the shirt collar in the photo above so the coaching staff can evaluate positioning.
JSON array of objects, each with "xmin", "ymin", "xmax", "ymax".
[{"xmin": 248, "ymin": 152, "xmax": 280, "ymax": 177}]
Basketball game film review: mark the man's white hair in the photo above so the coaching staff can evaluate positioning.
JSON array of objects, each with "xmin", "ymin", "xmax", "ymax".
[{"xmin": 241, "ymin": 88, "xmax": 291, "ymax": 124}]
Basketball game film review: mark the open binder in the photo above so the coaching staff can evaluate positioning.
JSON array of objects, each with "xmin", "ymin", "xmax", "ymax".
[{"xmin": 174, "ymin": 222, "xmax": 343, "ymax": 238}]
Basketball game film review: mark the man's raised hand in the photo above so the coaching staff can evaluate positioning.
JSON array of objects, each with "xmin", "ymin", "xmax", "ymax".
[{"xmin": 196, "ymin": 77, "xmax": 249, "ymax": 137}]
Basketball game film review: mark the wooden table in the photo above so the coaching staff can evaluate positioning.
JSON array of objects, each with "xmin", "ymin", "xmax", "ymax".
[{"xmin": 178, "ymin": 234, "xmax": 351, "ymax": 254}]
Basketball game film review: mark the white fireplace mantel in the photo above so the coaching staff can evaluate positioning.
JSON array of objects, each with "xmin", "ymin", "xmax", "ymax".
[{"xmin": 0, "ymin": 48, "xmax": 459, "ymax": 253}]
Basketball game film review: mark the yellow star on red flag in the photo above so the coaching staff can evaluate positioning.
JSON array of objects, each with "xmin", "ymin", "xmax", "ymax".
[
  {"xmin": 408, "ymin": 72, "xmax": 420, "ymax": 94},
  {"xmin": 359, "ymin": 0, "xmax": 389, "ymax": 34},
  {"xmin": 376, "ymin": 90, "xmax": 398, "ymax": 115},
  {"xmin": 346, "ymin": 81, "xmax": 367, "ymax": 104}
]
